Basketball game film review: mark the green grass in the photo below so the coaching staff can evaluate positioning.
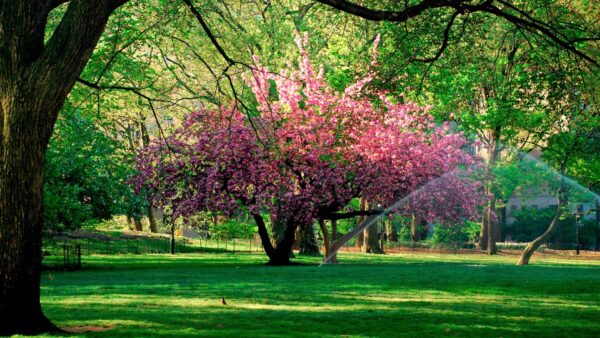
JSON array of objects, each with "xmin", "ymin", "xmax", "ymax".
[{"xmin": 37, "ymin": 252, "xmax": 600, "ymax": 337}]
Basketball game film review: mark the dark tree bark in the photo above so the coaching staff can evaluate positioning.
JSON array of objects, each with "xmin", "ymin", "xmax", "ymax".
[
  {"xmin": 299, "ymin": 222, "xmax": 320, "ymax": 256},
  {"xmin": 134, "ymin": 218, "xmax": 144, "ymax": 231},
  {"xmin": 252, "ymin": 214, "xmax": 297, "ymax": 265},
  {"xmin": 0, "ymin": 1, "xmax": 128, "ymax": 334},
  {"xmin": 271, "ymin": 215, "xmax": 295, "ymax": 258}
]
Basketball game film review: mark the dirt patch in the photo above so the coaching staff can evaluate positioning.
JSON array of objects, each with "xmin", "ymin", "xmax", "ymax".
[{"xmin": 63, "ymin": 324, "xmax": 116, "ymax": 333}]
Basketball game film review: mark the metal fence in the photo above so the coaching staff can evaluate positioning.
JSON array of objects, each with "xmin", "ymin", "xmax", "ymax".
[{"xmin": 42, "ymin": 236, "xmax": 600, "ymax": 270}]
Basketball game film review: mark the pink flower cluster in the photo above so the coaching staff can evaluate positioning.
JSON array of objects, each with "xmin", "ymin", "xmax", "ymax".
[{"xmin": 133, "ymin": 32, "xmax": 484, "ymax": 226}]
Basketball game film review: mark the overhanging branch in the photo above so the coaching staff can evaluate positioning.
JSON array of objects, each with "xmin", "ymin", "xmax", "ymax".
[
  {"xmin": 316, "ymin": 0, "xmax": 599, "ymax": 67},
  {"xmin": 320, "ymin": 209, "xmax": 384, "ymax": 220}
]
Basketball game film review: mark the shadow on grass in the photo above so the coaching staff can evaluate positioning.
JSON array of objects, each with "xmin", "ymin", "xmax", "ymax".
[{"xmin": 41, "ymin": 253, "xmax": 600, "ymax": 337}]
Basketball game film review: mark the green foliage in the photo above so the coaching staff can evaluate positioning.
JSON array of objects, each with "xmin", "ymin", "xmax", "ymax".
[
  {"xmin": 398, "ymin": 224, "xmax": 412, "ymax": 243},
  {"xmin": 214, "ymin": 217, "xmax": 256, "ymax": 239},
  {"xmin": 183, "ymin": 211, "xmax": 258, "ymax": 240},
  {"xmin": 429, "ymin": 221, "xmax": 479, "ymax": 248},
  {"xmin": 44, "ymin": 110, "xmax": 140, "ymax": 233},
  {"xmin": 504, "ymin": 207, "xmax": 597, "ymax": 249}
]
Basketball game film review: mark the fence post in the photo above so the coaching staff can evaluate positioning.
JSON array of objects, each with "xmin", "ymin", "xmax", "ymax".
[
  {"xmin": 76, "ymin": 244, "xmax": 81, "ymax": 269},
  {"xmin": 63, "ymin": 240, "xmax": 67, "ymax": 268}
]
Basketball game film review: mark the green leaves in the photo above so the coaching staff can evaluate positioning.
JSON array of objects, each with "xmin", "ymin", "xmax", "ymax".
[{"xmin": 44, "ymin": 109, "xmax": 137, "ymax": 233}]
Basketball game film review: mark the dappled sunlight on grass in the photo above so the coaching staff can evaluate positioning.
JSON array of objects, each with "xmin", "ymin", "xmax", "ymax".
[{"xmin": 39, "ymin": 252, "xmax": 600, "ymax": 337}]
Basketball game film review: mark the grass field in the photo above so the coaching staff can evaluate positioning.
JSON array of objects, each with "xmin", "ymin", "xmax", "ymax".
[{"xmin": 36, "ymin": 252, "xmax": 600, "ymax": 337}]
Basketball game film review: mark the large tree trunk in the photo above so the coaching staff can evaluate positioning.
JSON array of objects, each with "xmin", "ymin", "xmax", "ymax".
[
  {"xmin": 362, "ymin": 202, "xmax": 384, "ymax": 254},
  {"xmin": 481, "ymin": 126, "xmax": 500, "ymax": 254},
  {"xmin": 518, "ymin": 181, "xmax": 567, "ymax": 265},
  {"xmin": 299, "ymin": 222, "xmax": 320, "ymax": 256},
  {"xmin": 148, "ymin": 208, "xmax": 159, "ymax": 233},
  {"xmin": 0, "ymin": 1, "xmax": 127, "ymax": 334},
  {"xmin": 363, "ymin": 220, "xmax": 384, "ymax": 253},
  {"xmin": 410, "ymin": 213, "xmax": 421, "ymax": 242},
  {"xmin": 252, "ymin": 214, "xmax": 296, "ymax": 265},
  {"xmin": 0, "ymin": 114, "xmax": 57, "ymax": 334},
  {"xmin": 360, "ymin": 200, "xmax": 384, "ymax": 254},
  {"xmin": 271, "ymin": 215, "xmax": 295, "ymax": 258}
]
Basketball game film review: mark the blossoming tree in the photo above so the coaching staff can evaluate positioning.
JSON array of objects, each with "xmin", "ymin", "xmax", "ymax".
[{"xmin": 133, "ymin": 33, "xmax": 484, "ymax": 265}]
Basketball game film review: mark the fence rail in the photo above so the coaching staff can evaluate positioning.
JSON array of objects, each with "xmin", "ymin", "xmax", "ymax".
[
  {"xmin": 43, "ymin": 236, "xmax": 600, "ymax": 270},
  {"xmin": 43, "ymin": 236, "xmax": 265, "ymax": 257}
]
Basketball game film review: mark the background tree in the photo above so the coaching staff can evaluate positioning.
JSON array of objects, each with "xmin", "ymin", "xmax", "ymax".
[{"xmin": 43, "ymin": 109, "xmax": 140, "ymax": 234}]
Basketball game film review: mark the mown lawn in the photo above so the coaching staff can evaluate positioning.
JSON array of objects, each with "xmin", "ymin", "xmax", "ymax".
[{"xmin": 36, "ymin": 252, "xmax": 600, "ymax": 337}]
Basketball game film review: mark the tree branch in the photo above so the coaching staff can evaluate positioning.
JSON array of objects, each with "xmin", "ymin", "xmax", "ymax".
[
  {"xmin": 315, "ymin": 0, "xmax": 459, "ymax": 22},
  {"xmin": 411, "ymin": 11, "xmax": 458, "ymax": 63},
  {"xmin": 320, "ymin": 209, "xmax": 384, "ymax": 220},
  {"xmin": 181, "ymin": 0, "xmax": 237, "ymax": 66},
  {"xmin": 316, "ymin": 0, "xmax": 599, "ymax": 67},
  {"xmin": 76, "ymin": 77, "xmax": 170, "ymax": 148}
]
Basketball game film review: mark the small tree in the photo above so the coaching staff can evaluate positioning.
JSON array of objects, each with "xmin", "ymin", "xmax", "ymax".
[{"xmin": 134, "ymin": 33, "xmax": 484, "ymax": 265}]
